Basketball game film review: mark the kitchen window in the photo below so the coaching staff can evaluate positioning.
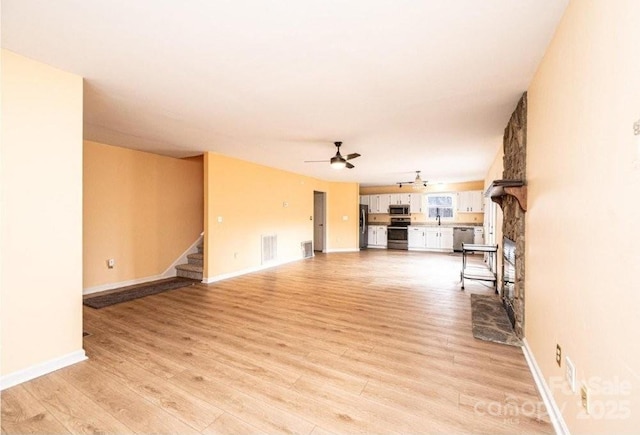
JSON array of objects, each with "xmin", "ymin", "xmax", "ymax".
[{"xmin": 426, "ymin": 194, "xmax": 455, "ymax": 220}]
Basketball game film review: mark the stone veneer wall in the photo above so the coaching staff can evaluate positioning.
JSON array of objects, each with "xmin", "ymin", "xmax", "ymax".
[{"xmin": 502, "ymin": 93, "xmax": 527, "ymax": 337}]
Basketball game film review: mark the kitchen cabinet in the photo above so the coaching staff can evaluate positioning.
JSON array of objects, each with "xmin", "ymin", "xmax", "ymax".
[
  {"xmin": 474, "ymin": 227, "xmax": 484, "ymax": 245},
  {"xmin": 408, "ymin": 226, "xmax": 426, "ymax": 249},
  {"xmin": 364, "ymin": 193, "xmax": 423, "ymax": 213},
  {"xmin": 367, "ymin": 225, "xmax": 387, "ymax": 248},
  {"xmin": 457, "ymin": 191, "xmax": 484, "ymax": 213},
  {"xmin": 409, "ymin": 193, "xmax": 423, "ymax": 213},
  {"xmin": 387, "ymin": 193, "xmax": 409, "ymax": 206},
  {"xmin": 408, "ymin": 226, "xmax": 453, "ymax": 251},
  {"xmin": 425, "ymin": 227, "xmax": 454, "ymax": 252},
  {"xmin": 441, "ymin": 228, "xmax": 454, "ymax": 251},
  {"xmin": 369, "ymin": 194, "xmax": 390, "ymax": 214}
]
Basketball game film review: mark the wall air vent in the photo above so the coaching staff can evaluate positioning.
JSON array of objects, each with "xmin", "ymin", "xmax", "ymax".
[
  {"xmin": 261, "ymin": 234, "xmax": 277, "ymax": 264},
  {"xmin": 301, "ymin": 241, "xmax": 313, "ymax": 259}
]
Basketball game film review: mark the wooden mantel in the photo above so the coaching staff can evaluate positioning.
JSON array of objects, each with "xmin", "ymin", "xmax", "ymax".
[{"xmin": 485, "ymin": 180, "xmax": 527, "ymax": 212}]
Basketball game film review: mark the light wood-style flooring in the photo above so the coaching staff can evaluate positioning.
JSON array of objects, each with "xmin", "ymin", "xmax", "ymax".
[{"xmin": 1, "ymin": 250, "xmax": 553, "ymax": 434}]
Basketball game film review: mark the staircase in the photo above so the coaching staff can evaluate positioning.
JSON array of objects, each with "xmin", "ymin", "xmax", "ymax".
[{"xmin": 175, "ymin": 243, "xmax": 203, "ymax": 281}]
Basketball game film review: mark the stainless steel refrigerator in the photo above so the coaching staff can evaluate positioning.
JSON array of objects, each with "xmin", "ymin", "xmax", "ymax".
[{"xmin": 359, "ymin": 204, "xmax": 368, "ymax": 249}]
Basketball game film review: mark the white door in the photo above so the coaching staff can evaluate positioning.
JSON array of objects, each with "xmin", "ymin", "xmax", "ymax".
[
  {"xmin": 485, "ymin": 199, "xmax": 498, "ymax": 271},
  {"xmin": 313, "ymin": 191, "xmax": 326, "ymax": 252}
]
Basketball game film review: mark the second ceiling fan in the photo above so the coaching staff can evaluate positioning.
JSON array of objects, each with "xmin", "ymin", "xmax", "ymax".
[
  {"xmin": 305, "ymin": 141, "xmax": 360, "ymax": 169},
  {"xmin": 397, "ymin": 171, "xmax": 428, "ymax": 188}
]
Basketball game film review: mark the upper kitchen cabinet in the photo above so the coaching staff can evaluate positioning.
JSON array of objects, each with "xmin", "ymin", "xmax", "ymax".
[
  {"xmin": 388, "ymin": 193, "xmax": 412, "ymax": 205},
  {"xmin": 409, "ymin": 193, "xmax": 423, "ymax": 213},
  {"xmin": 369, "ymin": 194, "xmax": 390, "ymax": 214},
  {"xmin": 359, "ymin": 195, "xmax": 370, "ymax": 206},
  {"xmin": 457, "ymin": 190, "xmax": 484, "ymax": 213}
]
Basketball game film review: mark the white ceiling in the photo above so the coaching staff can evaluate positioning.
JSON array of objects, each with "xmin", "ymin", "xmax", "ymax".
[{"xmin": 2, "ymin": 0, "xmax": 567, "ymax": 186}]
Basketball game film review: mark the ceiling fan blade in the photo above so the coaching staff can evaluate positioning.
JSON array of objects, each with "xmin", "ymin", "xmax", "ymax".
[
  {"xmin": 304, "ymin": 160, "xmax": 330, "ymax": 163},
  {"xmin": 345, "ymin": 153, "xmax": 361, "ymax": 160},
  {"xmin": 346, "ymin": 162, "xmax": 355, "ymax": 169}
]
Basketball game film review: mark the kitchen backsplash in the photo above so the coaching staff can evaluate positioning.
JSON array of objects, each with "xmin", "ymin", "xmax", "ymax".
[{"xmin": 368, "ymin": 212, "xmax": 483, "ymax": 225}]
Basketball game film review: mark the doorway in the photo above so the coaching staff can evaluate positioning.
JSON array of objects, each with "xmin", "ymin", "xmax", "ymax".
[
  {"xmin": 484, "ymin": 199, "xmax": 498, "ymax": 273},
  {"xmin": 313, "ymin": 191, "xmax": 326, "ymax": 252}
]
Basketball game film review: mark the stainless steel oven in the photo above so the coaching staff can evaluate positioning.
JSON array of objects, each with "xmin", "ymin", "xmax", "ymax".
[{"xmin": 387, "ymin": 217, "xmax": 410, "ymax": 250}]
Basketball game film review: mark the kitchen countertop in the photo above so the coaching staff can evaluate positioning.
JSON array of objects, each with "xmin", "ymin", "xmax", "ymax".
[
  {"xmin": 367, "ymin": 222, "xmax": 483, "ymax": 228},
  {"xmin": 408, "ymin": 223, "xmax": 483, "ymax": 228}
]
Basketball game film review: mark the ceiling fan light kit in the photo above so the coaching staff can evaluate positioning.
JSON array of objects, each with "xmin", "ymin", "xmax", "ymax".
[
  {"xmin": 330, "ymin": 157, "xmax": 346, "ymax": 169},
  {"xmin": 397, "ymin": 171, "xmax": 428, "ymax": 189},
  {"xmin": 305, "ymin": 141, "xmax": 360, "ymax": 170}
]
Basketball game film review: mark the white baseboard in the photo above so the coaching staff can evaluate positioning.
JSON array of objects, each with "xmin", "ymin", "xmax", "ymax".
[
  {"xmin": 521, "ymin": 338, "xmax": 569, "ymax": 435},
  {"xmin": 83, "ymin": 233, "xmax": 203, "ymax": 295},
  {"xmin": 0, "ymin": 349, "xmax": 87, "ymax": 391},
  {"xmin": 202, "ymin": 256, "xmax": 300, "ymax": 284},
  {"xmin": 83, "ymin": 273, "xmax": 167, "ymax": 295}
]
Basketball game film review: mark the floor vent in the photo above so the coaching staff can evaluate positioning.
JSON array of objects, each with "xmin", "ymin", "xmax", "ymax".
[
  {"xmin": 261, "ymin": 234, "xmax": 277, "ymax": 264},
  {"xmin": 301, "ymin": 241, "xmax": 313, "ymax": 259}
]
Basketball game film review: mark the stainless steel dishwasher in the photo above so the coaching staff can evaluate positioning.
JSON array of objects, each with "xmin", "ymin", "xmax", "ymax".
[{"xmin": 453, "ymin": 227, "xmax": 474, "ymax": 252}]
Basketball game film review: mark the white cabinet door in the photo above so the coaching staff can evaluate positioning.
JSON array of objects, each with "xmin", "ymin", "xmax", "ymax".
[
  {"xmin": 360, "ymin": 195, "xmax": 369, "ymax": 206},
  {"xmin": 388, "ymin": 194, "xmax": 399, "ymax": 205},
  {"xmin": 408, "ymin": 227, "xmax": 425, "ymax": 249},
  {"xmin": 409, "ymin": 193, "xmax": 423, "ymax": 213},
  {"xmin": 398, "ymin": 193, "xmax": 412, "ymax": 205},
  {"xmin": 377, "ymin": 225, "xmax": 387, "ymax": 246},
  {"xmin": 457, "ymin": 192, "xmax": 469, "ymax": 212},
  {"xmin": 440, "ymin": 228, "xmax": 454, "ymax": 251},
  {"xmin": 457, "ymin": 191, "xmax": 484, "ymax": 212},
  {"xmin": 423, "ymin": 227, "xmax": 453, "ymax": 251},
  {"xmin": 474, "ymin": 227, "xmax": 484, "ymax": 245},
  {"xmin": 367, "ymin": 226, "xmax": 376, "ymax": 246},
  {"xmin": 370, "ymin": 195, "xmax": 384, "ymax": 213},
  {"xmin": 368, "ymin": 225, "xmax": 387, "ymax": 247},
  {"xmin": 425, "ymin": 228, "xmax": 439, "ymax": 249},
  {"xmin": 469, "ymin": 191, "xmax": 484, "ymax": 212},
  {"xmin": 378, "ymin": 195, "xmax": 390, "ymax": 214}
]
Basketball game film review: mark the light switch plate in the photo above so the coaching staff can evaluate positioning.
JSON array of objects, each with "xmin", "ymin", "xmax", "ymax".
[{"xmin": 565, "ymin": 357, "xmax": 576, "ymax": 392}]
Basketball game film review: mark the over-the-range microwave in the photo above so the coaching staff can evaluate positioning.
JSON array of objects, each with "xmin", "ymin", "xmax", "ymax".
[{"xmin": 389, "ymin": 204, "xmax": 410, "ymax": 215}]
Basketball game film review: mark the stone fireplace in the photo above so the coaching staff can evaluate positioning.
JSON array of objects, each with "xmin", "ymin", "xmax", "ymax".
[{"xmin": 489, "ymin": 93, "xmax": 527, "ymax": 338}]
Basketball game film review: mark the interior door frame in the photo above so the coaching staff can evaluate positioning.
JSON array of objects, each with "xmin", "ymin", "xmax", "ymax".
[{"xmin": 313, "ymin": 191, "xmax": 327, "ymax": 252}]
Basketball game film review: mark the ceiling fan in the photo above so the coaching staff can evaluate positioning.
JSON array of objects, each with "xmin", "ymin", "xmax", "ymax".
[
  {"xmin": 397, "ymin": 171, "xmax": 428, "ymax": 189},
  {"xmin": 304, "ymin": 141, "xmax": 361, "ymax": 169}
]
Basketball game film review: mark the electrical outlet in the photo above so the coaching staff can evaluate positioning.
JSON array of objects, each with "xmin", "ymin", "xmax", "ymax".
[
  {"xmin": 107, "ymin": 258, "xmax": 115, "ymax": 269},
  {"xmin": 565, "ymin": 357, "xmax": 576, "ymax": 392},
  {"xmin": 556, "ymin": 344, "xmax": 562, "ymax": 367},
  {"xmin": 581, "ymin": 384, "xmax": 590, "ymax": 414}
]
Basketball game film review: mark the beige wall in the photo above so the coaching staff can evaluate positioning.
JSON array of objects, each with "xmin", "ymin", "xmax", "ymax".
[
  {"xmin": 327, "ymin": 182, "xmax": 360, "ymax": 250},
  {"xmin": 83, "ymin": 141, "xmax": 203, "ymax": 290},
  {"xmin": 525, "ymin": 1, "xmax": 640, "ymax": 431},
  {"xmin": 203, "ymin": 152, "xmax": 359, "ymax": 280},
  {"xmin": 1, "ymin": 50, "xmax": 84, "ymax": 376}
]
